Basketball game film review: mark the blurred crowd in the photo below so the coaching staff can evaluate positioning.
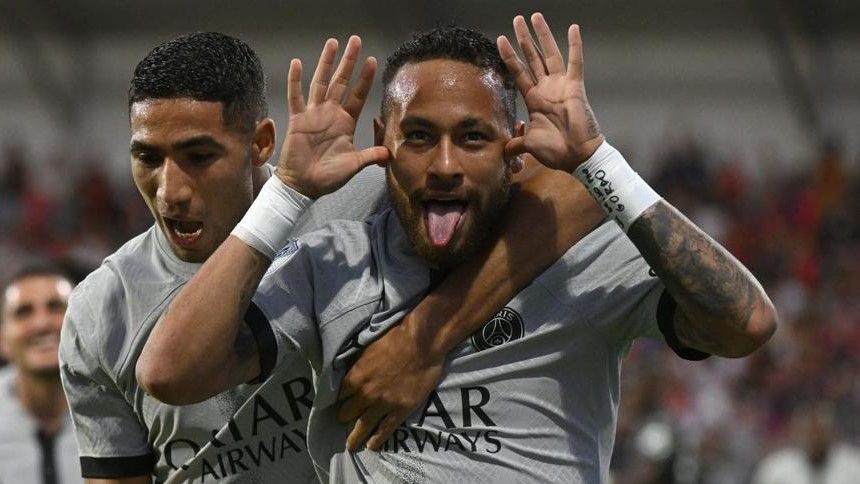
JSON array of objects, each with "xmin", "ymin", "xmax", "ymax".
[
  {"xmin": 1, "ymin": 138, "xmax": 858, "ymax": 483},
  {"xmin": 612, "ymin": 140, "xmax": 860, "ymax": 484},
  {"xmin": 0, "ymin": 144, "xmax": 151, "ymax": 284}
]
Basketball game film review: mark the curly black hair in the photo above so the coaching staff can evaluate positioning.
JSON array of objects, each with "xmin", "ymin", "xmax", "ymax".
[
  {"xmin": 128, "ymin": 32, "xmax": 267, "ymax": 133},
  {"xmin": 381, "ymin": 25, "xmax": 517, "ymax": 131}
]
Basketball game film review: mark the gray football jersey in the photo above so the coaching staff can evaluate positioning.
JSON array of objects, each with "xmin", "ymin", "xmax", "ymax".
[
  {"xmin": 255, "ymin": 216, "xmax": 696, "ymax": 484},
  {"xmin": 59, "ymin": 166, "xmax": 386, "ymax": 483},
  {"xmin": 0, "ymin": 367, "xmax": 82, "ymax": 484}
]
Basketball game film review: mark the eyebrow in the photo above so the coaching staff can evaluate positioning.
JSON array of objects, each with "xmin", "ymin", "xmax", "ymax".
[
  {"xmin": 130, "ymin": 135, "xmax": 225, "ymax": 153},
  {"xmin": 460, "ymin": 118, "xmax": 488, "ymax": 129},
  {"xmin": 130, "ymin": 140, "xmax": 157, "ymax": 153},
  {"xmin": 173, "ymin": 135, "xmax": 225, "ymax": 151}
]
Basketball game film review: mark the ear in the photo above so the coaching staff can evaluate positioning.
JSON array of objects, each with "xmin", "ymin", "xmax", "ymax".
[
  {"xmin": 250, "ymin": 118, "xmax": 276, "ymax": 167},
  {"xmin": 373, "ymin": 117, "xmax": 386, "ymax": 147}
]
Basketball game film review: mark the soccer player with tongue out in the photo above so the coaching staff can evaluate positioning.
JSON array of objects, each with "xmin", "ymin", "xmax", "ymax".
[
  {"xmin": 141, "ymin": 13, "xmax": 776, "ymax": 483},
  {"xmin": 59, "ymin": 31, "xmax": 599, "ymax": 483}
]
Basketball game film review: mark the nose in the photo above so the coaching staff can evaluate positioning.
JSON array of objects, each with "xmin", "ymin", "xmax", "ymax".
[
  {"xmin": 31, "ymin": 305, "xmax": 62, "ymax": 333},
  {"xmin": 157, "ymin": 158, "xmax": 193, "ymax": 207},
  {"xmin": 427, "ymin": 138, "xmax": 463, "ymax": 188}
]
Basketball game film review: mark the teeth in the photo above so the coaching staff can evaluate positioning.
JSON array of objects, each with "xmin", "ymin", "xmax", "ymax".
[
  {"xmin": 170, "ymin": 220, "xmax": 203, "ymax": 238},
  {"xmin": 175, "ymin": 226, "xmax": 202, "ymax": 238}
]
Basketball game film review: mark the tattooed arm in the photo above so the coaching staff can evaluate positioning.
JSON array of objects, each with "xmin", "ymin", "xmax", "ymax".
[
  {"xmin": 498, "ymin": 14, "xmax": 776, "ymax": 358},
  {"xmin": 628, "ymin": 203, "xmax": 776, "ymax": 356}
]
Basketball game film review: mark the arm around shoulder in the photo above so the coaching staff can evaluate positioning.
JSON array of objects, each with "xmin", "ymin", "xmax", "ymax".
[
  {"xmin": 337, "ymin": 158, "xmax": 605, "ymax": 449},
  {"xmin": 140, "ymin": 36, "xmax": 387, "ymax": 404}
]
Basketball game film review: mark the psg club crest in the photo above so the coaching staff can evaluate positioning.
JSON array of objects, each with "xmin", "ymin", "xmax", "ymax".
[{"xmin": 471, "ymin": 307, "xmax": 525, "ymax": 352}]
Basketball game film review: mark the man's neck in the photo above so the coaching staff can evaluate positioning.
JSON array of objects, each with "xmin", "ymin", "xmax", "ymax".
[{"xmin": 16, "ymin": 371, "xmax": 67, "ymax": 435}]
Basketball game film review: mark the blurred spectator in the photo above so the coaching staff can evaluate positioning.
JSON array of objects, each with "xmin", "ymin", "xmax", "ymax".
[
  {"xmin": 0, "ymin": 144, "xmax": 27, "ymax": 230},
  {"xmin": 612, "ymin": 367, "xmax": 682, "ymax": 484},
  {"xmin": 0, "ymin": 145, "xmax": 150, "ymax": 285},
  {"xmin": 750, "ymin": 403, "xmax": 860, "ymax": 484},
  {"xmin": 0, "ymin": 263, "xmax": 82, "ymax": 483},
  {"xmin": 611, "ymin": 137, "xmax": 860, "ymax": 484}
]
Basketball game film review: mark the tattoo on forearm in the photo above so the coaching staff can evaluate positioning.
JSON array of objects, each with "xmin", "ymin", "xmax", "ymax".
[
  {"xmin": 673, "ymin": 311, "xmax": 722, "ymax": 355},
  {"xmin": 629, "ymin": 202, "xmax": 758, "ymax": 352}
]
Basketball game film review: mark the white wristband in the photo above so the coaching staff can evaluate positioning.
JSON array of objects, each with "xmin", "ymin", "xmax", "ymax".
[
  {"xmin": 231, "ymin": 176, "xmax": 312, "ymax": 259},
  {"xmin": 573, "ymin": 141, "xmax": 661, "ymax": 232}
]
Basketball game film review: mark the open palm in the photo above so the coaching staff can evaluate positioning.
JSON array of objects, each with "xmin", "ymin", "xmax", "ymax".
[
  {"xmin": 498, "ymin": 14, "xmax": 604, "ymax": 173},
  {"xmin": 276, "ymin": 36, "xmax": 389, "ymax": 199}
]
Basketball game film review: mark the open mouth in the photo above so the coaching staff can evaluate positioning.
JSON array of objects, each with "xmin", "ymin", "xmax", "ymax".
[
  {"xmin": 423, "ymin": 200, "xmax": 466, "ymax": 247},
  {"xmin": 165, "ymin": 218, "xmax": 204, "ymax": 247}
]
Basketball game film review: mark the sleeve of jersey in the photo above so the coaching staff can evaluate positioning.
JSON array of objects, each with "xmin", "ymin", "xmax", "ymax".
[
  {"xmin": 59, "ymin": 294, "xmax": 155, "ymax": 478},
  {"xmin": 655, "ymin": 291, "xmax": 710, "ymax": 360},
  {"xmin": 586, "ymin": 226, "xmax": 709, "ymax": 361},
  {"xmin": 245, "ymin": 238, "xmax": 322, "ymax": 381}
]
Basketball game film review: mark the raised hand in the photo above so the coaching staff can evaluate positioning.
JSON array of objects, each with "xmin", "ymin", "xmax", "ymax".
[
  {"xmin": 276, "ymin": 36, "xmax": 390, "ymax": 199},
  {"xmin": 497, "ymin": 13, "xmax": 604, "ymax": 173}
]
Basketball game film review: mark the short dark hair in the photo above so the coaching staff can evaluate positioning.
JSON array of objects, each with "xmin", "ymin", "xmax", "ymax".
[
  {"xmin": 128, "ymin": 32, "xmax": 267, "ymax": 133},
  {"xmin": 381, "ymin": 25, "xmax": 517, "ymax": 131}
]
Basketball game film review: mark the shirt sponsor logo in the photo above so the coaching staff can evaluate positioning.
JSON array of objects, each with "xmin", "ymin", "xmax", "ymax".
[
  {"xmin": 162, "ymin": 376, "xmax": 314, "ymax": 481},
  {"xmin": 470, "ymin": 307, "xmax": 524, "ymax": 352},
  {"xmin": 383, "ymin": 386, "xmax": 501, "ymax": 454}
]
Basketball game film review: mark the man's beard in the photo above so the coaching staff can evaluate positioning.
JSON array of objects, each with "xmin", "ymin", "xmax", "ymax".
[{"xmin": 387, "ymin": 169, "xmax": 511, "ymax": 272}]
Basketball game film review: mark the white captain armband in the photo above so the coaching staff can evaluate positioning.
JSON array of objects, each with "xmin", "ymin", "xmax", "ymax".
[
  {"xmin": 231, "ymin": 176, "xmax": 312, "ymax": 259},
  {"xmin": 573, "ymin": 141, "xmax": 662, "ymax": 232}
]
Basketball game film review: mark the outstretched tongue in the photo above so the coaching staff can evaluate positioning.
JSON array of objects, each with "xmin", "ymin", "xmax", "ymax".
[{"xmin": 425, "ymin": 202, "xmax": 465, "ymax": 247}]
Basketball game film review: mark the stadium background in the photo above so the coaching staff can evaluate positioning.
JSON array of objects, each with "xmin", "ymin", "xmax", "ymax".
[{"xmin": 1, "ymin": 1, "xmax": 858, "ymax": 482}]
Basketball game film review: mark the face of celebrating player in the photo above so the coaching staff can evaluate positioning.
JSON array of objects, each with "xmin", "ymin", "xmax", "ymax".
[
  {"xmin": 377, "ymin": 59, "xmax": 521, "ymax": 270},
  {"xmin": 130, "ymin": 99, "xmax": 273, "ymax": 263},
  {"xmin": 1, "ymin": 274, "xmax": 72, "ymax": 377}
]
